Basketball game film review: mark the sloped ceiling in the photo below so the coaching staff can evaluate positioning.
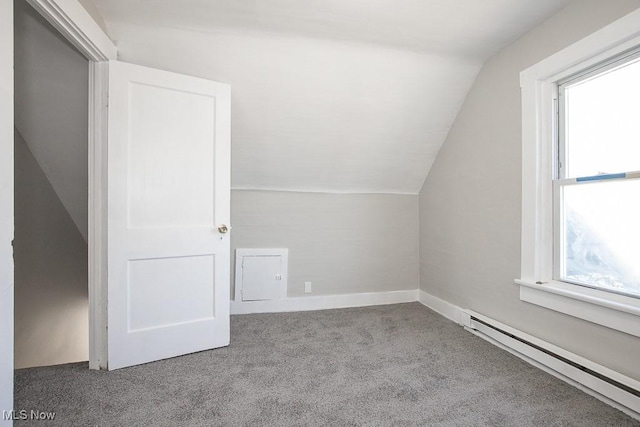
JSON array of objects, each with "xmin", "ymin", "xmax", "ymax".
[
  {"xmin": 92, "ymin": 0, "xmax": 572, "ymax": 194},
  {"xmin": 14, "ymin": 0, "xmax": 89, "ymax": 241}
]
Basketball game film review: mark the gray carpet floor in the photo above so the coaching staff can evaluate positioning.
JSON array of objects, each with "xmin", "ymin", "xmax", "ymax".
[{"xmin": 14, "ymin": 303, "xmax": 640, "ymax": 426}]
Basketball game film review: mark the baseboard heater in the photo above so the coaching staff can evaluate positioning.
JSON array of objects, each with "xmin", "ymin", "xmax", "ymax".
[{"xmin": 461, "ymin": 310, "xmax": 640, "ymax": 420}]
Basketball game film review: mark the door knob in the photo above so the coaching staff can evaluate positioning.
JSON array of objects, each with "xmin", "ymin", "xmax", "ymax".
[{"xmin": 218, "ymin": 224, "xmax": 229, "ymax": 234}]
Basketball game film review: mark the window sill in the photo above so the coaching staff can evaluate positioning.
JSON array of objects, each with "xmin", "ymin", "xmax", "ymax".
[{"xmin": 516, "ymin": 279, "xmax": 640, "ymax": 338}]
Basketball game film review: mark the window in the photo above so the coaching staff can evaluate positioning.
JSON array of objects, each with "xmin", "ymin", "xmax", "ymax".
[
  {"xmin": 518, "ymin": 9, "xmax": 640, "ymax": 337},
  {"xmin": 555, "ymin": 52, "xmax": 640, "ymax": 299}
]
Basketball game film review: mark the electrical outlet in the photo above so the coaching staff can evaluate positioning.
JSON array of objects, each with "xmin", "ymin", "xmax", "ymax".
[{"xmin": 304, "ymin": 281, "xmax": 312, "ymax": 293}]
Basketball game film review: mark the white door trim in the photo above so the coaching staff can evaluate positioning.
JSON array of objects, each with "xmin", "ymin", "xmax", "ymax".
[
  {"xmin": 25, "ymin": 0, "xmax": 116, "ymax": 369},
  {"xmin": 1, "ymin": 1, "xmax": 14, "ymax": 424},
  {"xmin": 87, "ymin": 61, "xmax": 109, "ymax": 369}
]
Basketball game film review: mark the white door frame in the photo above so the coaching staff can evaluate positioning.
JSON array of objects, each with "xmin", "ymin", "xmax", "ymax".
[
  {"xmin": 1, "ymin": 2, "xmax": 15, "ymax": 424},
  {"xmin": 25, "ymin": 0, "xmax": 117, "ymax": 369}
]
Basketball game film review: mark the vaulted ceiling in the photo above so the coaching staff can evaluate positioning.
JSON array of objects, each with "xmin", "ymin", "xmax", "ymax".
[{"xmin": 92, "ymin": 0, "xmax": 573, "ymax": 194}]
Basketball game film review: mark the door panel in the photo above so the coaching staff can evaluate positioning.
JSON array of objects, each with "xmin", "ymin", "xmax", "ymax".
[
  {"xmin": 127, "ymin": 255, "xmax": 215, "ymax": 331},
  {"xmin": 127, "ymin": 82, "xmax": 215, "ymax": 228},
  {"xmin": 107, "ymin": 60, "xmax": 230, "ymax": 370}
]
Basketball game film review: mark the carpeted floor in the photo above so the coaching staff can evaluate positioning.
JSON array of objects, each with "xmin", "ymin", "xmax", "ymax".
[{"xmin": 14, "ymin": 303, "xmax": 640, "ymax": 426}]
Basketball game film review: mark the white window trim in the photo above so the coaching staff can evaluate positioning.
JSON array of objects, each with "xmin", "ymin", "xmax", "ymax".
[{"xmin": 519, "ymin": 8, "xmax": 640, "ymax": 338}]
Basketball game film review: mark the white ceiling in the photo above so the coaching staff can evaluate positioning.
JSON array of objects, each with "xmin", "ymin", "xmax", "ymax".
[
  {"xmin": 93, "ymin": 0, "xmax": 573, "ymax": 58},
  {"xmin": 92, "ymin": 0, "xmax": 573, "ymax": 194}
]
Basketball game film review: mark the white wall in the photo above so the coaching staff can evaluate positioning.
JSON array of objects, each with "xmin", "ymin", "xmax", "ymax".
[
  {"xmin": 0, "ymin": 0, "xmax": 13, "ymax": 422},
  {"xmin": 419, "ymin": 0, "xmax": 640, "ymax": 381},
  {"xmin": 232, "ymin": 190, "xmax": 419, "ymax": 298},
  {"xmin": 77, "ymin": 0, "xmax": 108, "ymax": 34},
  {"xmin": 107, "ymin": 24, "xmax": 429, "ymax": 299},
  {"xmin": 13, "ymin": 1, "xmax": 89, "ymax": 368},
  {"xmin": 14, "ymin": 132, "xmax": 88, "ymax": 369},
  {"xmin": 14, "ymin": 0, "xmax": 89, "ymax": 241}
]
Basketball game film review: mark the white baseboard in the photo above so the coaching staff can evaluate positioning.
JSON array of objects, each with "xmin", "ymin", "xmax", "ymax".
[
  {"xmin": 417, "ymin": 290, "xmax": 640, "ymax": 421},
  {"xmin": 231, "ymin": 289, "xmax": 418, "ymax": 315},
  {"xmin": 417, "ymin": 290, "xmax": 466, "ymax": 325}
]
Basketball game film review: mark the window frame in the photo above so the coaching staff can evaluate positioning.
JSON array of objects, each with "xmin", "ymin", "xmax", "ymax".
[
  {"xmin": 555, "ymin": 52, "xmax": 640, "ymax": 298},
  {"xmin": 518, "ymin": 9, "xmax": 640, "ymax": 338}
]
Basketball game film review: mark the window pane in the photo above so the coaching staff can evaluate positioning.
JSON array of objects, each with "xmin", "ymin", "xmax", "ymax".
[
  {"xmin": 563, "ymin": 56, "xmax": 640, "ymax": 178},
  {"xmin": 561, "ymin": 179, "xmax": 640, "ymax": 297}
]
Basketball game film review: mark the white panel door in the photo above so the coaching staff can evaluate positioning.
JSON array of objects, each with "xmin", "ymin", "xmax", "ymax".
[{"xmin": 107, "ymin": 60, "xmax": 230, "ymax": 370}]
